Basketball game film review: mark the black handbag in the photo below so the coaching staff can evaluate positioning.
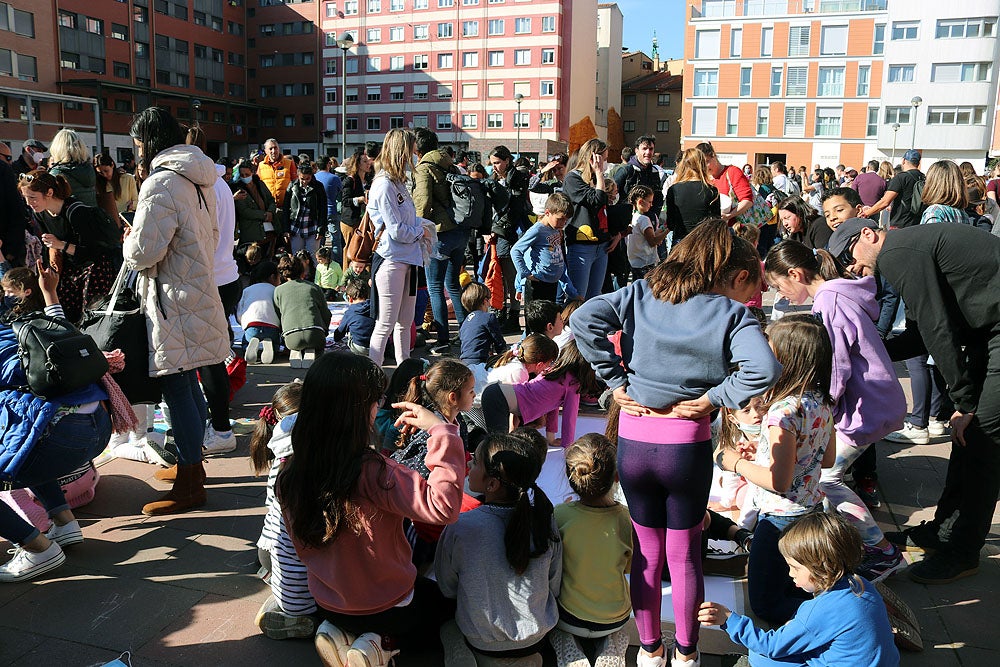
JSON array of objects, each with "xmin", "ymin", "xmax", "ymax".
[
  {"xmin": 11, "ymin": 313, "xmax": 110, "ymax": 400},
  {"xmin": 80, "ymin": 265, "xmax": 162, "ymax": 404}
]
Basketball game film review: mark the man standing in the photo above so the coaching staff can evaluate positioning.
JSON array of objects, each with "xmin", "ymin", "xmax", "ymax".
[
  {"xmin": 256, "ymin": 138, "xmax": 297, "ymax": 213},
  {"xmin": 615, "ymin": 136, "xmax": 664, "ymax": 220},
  {"xmin": 312, "ymin": 157, "xmax": 343, "ymax": 261},
  {"xmin": 852, "ymin": 159, "xmax": 888, "ymax": 215},
  {"xmin": 0, "ymin": 141, "xmax": 26, "ymax": 266},
  {"xmin": 861, "ymin": 149, "xmax": 924, "ymax": 228},
  {"xmin": 283, "ymin": 163, "xmax": 327, "ymax": 258},
  {"xmin": 830, "ymin": 219, "xmax": 1000, "ymax": 584},
  {"xmin": 412, "ymin": 128, "xmax": 466, "ymax": 355},
  {"xmin": 12, "ymin": 139, "xmax": 46, "ymax": 176},
  {"xmin": 455, "ymin": 150, "xmax": 471, "ymax": 175}
]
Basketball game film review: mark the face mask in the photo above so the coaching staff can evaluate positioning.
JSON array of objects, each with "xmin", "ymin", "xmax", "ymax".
[
  {"xmin": 1, "ymin": 295, "xmax": 21, "ymax": 311},
  {"xmin": 736, "ymin": 422, "xmax": 762, "ymax": 438},
  {"xmin": 610, "ymin": 194, "xmax": 620, "ymax": 206},
  {"xmin": 33, "ymin": 151, "xmax": 48, "ymax": 161},
  {"xmin": 239, "ymin": 176, "xmax": 252, "ymax": 184}
]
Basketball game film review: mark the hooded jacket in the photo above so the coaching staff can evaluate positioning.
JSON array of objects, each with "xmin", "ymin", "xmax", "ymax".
[
  {"xmin": 258, "ymin": 414, "xmax": 296, "ymax": 552},
  {"xmin": 614, "ymin": 157, "xmax": 664, "ymax": 218},
  {"xmin": 811, "ymin": 276, "xmax": 906, "ymax": 446},
  {"xmin": 49, "ymin": 161, "xmax": 97, "ymax": 208},
  {"xmin": 413, "ymin": 149, "xmax": 458, "ymax": 233},
  {"xmin": 123, "ymin": 144, "xmax": 231, "ymax": 376}
]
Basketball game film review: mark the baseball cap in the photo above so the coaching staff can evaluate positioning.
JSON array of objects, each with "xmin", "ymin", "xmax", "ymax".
[
  {"xmin": 902, "ymin": 149, "xmax": 921, "ymax": 165},
  {"xmin": 23, "ymin": 139, "xmax": 46, "ymax": 151},
  {"xmin": 828, "ymin": 218, "xmax": 879, "ymax": 264}
]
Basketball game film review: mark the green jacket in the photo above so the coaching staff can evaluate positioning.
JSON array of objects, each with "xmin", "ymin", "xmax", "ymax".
[
  {"xmin": 50, "ymin": 161, "xmax": 97, "ymax": 208},
  {"xmin": 412, "ymin": 149, "xmax": 456, "ymax": 232},
  {"xmin": 235, "ymin": 180, "xmax": 279, "ymax": 243}
]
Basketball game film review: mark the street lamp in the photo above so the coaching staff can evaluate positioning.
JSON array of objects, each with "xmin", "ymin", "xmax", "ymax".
[
  {"xmin": 336, "ymin": 31, "xmax": 355, "ymax": 161},
  {"xmin": 910, "ymin": 96, "xmax": 922, "ymax": 150},
  {"xmin": 891, "ymin": 122, "xmax": 900, "ymax": 163},
  {"xmin": 514, "ymin": 93, "xmax": 524, "ymax": 156}
]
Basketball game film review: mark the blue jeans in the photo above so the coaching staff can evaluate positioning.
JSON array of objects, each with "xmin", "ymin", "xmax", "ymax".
[
  {"xmin": 905, "ymin": 355, "xmax": 948, "ymax": 427},
  {"xmin": 244, "ymin": 325, "xmax": 281, "ymax": 348},
  {"xmin": 747, "ymin": 512, "xmax": 813, "ymax": 626},
  {"xmin": 0, "ymin": 407, "xmax": 112, "ymax": 544},
  {"xmin": 567, "ymin": 242, "xmax": 609, "ymax": 300},
  {"xmin": 426, "ymin": 227, "xmax": 470, "ymax": 345},
  {"xmin": 327, "ymin": 222, "xmax": 344, "ymax": 265},
  {"xmin": 161, "ymin": 370, "xmax": 208, "ymax": 466}
]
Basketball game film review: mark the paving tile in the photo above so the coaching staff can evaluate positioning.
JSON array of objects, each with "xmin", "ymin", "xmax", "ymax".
[
  {"xmin": 0, "ymin": 628, "xmax": 44, "ymax": 663},
  {"xmin": 8, "ymin": 638, "xmax": 138, "ymax": 667}
]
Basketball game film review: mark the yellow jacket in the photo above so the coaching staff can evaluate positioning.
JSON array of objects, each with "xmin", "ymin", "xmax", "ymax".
[{"xmin": 257, "ymin": 156, "xmax": 297, "ymax": 206}]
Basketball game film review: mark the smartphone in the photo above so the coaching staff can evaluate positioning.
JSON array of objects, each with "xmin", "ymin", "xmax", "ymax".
[{"xmin": 120, "ymin": 211, "xmax": 135, "ymax": 227}]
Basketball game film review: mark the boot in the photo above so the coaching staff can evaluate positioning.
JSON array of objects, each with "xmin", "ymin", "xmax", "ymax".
[
  {"xmin": 154, "ymin": 463, "xmax": 207, "ymax": 483},
  {"xmin": 142, "ymin": 463, "xmax": 207, "ymax": 516},
  {"xmin": 500, "ymin": 306, "xmax": 521, "ymax": 334}
]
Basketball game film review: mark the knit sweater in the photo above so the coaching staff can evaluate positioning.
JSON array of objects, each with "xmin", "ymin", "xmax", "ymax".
[{"xmin": 273, "ymin": 279, "xmax": 332, "ymax": 334}]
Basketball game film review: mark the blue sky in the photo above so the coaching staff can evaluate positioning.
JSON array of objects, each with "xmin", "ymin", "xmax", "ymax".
[{"xmin": 616, "ymin": 0, "xmax": 686, "ymax": 61}]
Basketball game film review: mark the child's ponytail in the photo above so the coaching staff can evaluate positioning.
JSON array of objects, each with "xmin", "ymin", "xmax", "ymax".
[
  {"xmin": 250, "ymin": 381, "xmax": 304, "ymax": 474},
  {"xmin": 764, "ymin": 240, "xmax": 852, "ymax": 283},
  {"xmin": 490, "ymin": 333, "xmax": 558, "ymax": 370}
]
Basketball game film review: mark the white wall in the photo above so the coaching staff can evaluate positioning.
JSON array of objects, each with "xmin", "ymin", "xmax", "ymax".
[{"xmin": 597, "ymin": 4, "xmax": 624, "ymax": 132}]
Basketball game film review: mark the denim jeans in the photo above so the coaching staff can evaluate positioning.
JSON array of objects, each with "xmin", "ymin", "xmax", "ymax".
[
  {"xmin": 0, "ymin": 407, "xmax": 112, "ymax": 544},
  {"xmin": 905, "ymin": 355, "xmax": 947, "ymax": 427},
  {"xmin": 567, "ymin": 242, "xmax": 609, "ymax": 300},
  {"xmin": 161, "ymin": 370, "xmax": 209, "ymax": 466},
  {"xmin": 426, "ymin": 227, "xmax": 470, "ymax": 345},
  {"xmin": 327, "ymin": 223, "xmax": 344, "ymax": 265},
  {"xmin": 290, "ymin": 234, "xmax": 320, "ymax": 259},
  {"xmin": 747, "ymin": 512, "xmax": 813, "ymax": 625},
  {"xmin": 244, "ymin": 325, "xmax": 281, "ymax": 348}
]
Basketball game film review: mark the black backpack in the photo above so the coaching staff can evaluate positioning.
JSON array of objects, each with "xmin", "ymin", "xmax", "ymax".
[
  {"xmin": 11, "ymin": 313, "xmax": 109, "ymax": 400},
  {"xmin": 447, "ymin": 173, "xmax": 489, "ymax": 230},
  {"xmin": 63, "ymin": 200, "xmax": 123, "ymax": 255},
  {"xmin": 909, "ymin": 172, "xmax": 926, "ymax": 217}
]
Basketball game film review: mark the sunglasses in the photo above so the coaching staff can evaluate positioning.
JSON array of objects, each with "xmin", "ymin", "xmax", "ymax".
[
  {"xmin": 0, "ymin": 154, "xmax": 10, "ymax": 163},
  {"xmin": 18, "ymin": 173, "xmax": 34, "ymax": 182},
  {"xmin": 836, "ymin": 232, "xmax": 862, "ymax": 267}
]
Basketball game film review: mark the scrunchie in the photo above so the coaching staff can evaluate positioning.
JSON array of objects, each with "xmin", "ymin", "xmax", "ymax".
[
  {"xmin": 259, "ymin": 406, "xmax": 279, "ymax": 426},
  {"xmin": 419, "ymin": 374, "xmax": 428, "ymax": 381}
]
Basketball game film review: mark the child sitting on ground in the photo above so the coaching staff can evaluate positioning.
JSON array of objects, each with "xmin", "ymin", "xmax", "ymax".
[
  {"xmin": 458, "ymin": 282, "xmax": 506, "ymax": 366},
  {"xmin": 333, "ymin": 278, "xmax": 375, "ymax": 356},
  {"xmin": 511, "ymin": 192, "xmax": 578, "ymax": 304},
  {"xmin": 337, "ymin": 258, "xmax": 371, "ymax": 292},
  {"xmin": 375, "ymin": 359, "xmax": 426, "ymax": 451},
  {"xmin": 296, "ymin": 250, "xmax": 317, "ymax": 283},
  {"xmin": 314, "ymin": 246, "xmax": 343, "ymax": 301},
  {"xmin": 550, "ymin": 433, "xmax": 633, "ymax": 667},
  {"xmin": 238, "ymin": 261, "xmax": 281, "ymax": 365},
  {"xmin": 273, "ymin": 254, "xmax": 332, "ymax": 369},
  {"xmin": 698, "ymin": 512, "xmax": 899, "ymax": 666},
  {"xmin": 524, "ymin": 299, "xmax": 564, "ymax": 339}
]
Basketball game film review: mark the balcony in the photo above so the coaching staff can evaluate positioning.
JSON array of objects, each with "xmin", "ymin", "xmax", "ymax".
[{"xmin": 692, "ymin": 0, "xmax": 887, "ymax": 18}]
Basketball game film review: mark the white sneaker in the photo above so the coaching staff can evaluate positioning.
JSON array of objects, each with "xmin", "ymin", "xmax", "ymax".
[
  {"xmin": 107, "ymin": 431, "xmax": 130, "ymax": 450},
  {"xmin": 260, "ymin": 340, "xmax": 276, "ymax": 365},
  {"xmin": 315, "ymin": 621, "xmax": 357, "ymax": 667},
  {"xmin": 143, "ymin": 434, "xmax": 176, "ymax": 468},
  {"xmin": 302, "ymin": 349, "xmax": 317, "ymax": 369},
  {"xmin": 290, "ymin": 350, "xmax": 303, "ymax": 369},
  {"xmin": 112, "ymin": 438, "xmax": 154, "ymax": 463},
  {"xmin": 884, "ymin": 423, "xmax": 930, "ymax": 445},
  {"xmin": 671, "ymin": 652, "xmax": 700, "ymax": 667},
  {"xmin": 346, "ymin": 632, "xmax": 399, "ymax": 667},
  {"xmin": 45, "ymin": 520, "xmax": 83, "ymax": 547},
  {"xmin": 928, "ymin": 418, "xmax": 950, "ymax": 437},
  {"xmin": 0, "ymin": 542, "xmax": 66, "ymax": 582},
  {"xmin": 203, "ymin": 429, "xmax": 237, "ymax": 455},
  {"xmin": 246, "ymin": 337, "xmax": 261, "ymax": 364},
  {"xmin": 637, "ymin": 649, "xmax": 667, "ymax": 667}
]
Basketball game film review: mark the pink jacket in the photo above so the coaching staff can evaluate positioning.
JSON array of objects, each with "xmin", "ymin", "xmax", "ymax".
[{"xmin": 513, "ymin": 374, "xmax": 581, "ymax": 445}]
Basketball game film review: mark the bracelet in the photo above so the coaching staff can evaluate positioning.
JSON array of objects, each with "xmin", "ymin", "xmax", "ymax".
[{"xmin": 734, "ymin": 459, "xmax": 742, "ymax": 476}]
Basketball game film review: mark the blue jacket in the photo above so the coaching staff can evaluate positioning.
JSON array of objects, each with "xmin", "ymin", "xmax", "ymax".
[
  {"xmin": 369, "ymin": 172, "xmax": 426, "ymax": 266},
  {"xmin": 511, "ymin": 222, "xmax": 577, "ymax": 298},
  {"xmin": 335, "ymin": 300, "xmax": 375, "ymax": 348}
]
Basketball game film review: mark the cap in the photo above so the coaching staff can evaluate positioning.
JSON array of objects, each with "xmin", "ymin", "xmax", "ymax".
[
  {"xmin": 902, "ymin": 149, "xmax": 921, "ymax": 165},
  {"xmin": 23, "ymin": 139, "xmax": 46, "ymax": 151},
  {"xmin": 828, "ymin": 218, "xmax": 879, "ymax": 259}
]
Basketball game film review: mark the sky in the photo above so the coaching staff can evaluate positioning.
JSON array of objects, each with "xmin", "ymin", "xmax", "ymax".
[{"xmin": 615, "ymin": 0, "xmax": 686, "ymax": 61}]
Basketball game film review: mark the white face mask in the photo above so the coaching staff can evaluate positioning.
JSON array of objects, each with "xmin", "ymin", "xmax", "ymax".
[
  {"xmin": 32, "ymin": 150, "xmax": 48, "ymax": 161},
  {"xmin": 609, "ymin": 194, "xmax": 620, "ymax": 206},
  {"xmin": 736, "ymin": 422, "xmax": 762, "ymax": 438}
]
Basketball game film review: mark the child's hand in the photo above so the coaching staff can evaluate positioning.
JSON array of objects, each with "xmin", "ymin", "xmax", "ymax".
[
  {"xmin": 698, "ymin": 601, "xmax": 731, "ymax": 626},
  {"xmin": 36, "ymin": 258, "xmax": 59, "ymax": 292},
  {"xmin": 720, "ymin": 448, "xmax": 741, "ymax": 474},
  {"xmin": 393, "ymin": 402, "xmax": 445, "ymax": 432}
]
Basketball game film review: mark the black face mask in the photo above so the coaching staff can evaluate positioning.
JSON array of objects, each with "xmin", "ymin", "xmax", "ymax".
[{"xmin": 1, "ymin": 294, "xmax": 21, "ymax": 312}]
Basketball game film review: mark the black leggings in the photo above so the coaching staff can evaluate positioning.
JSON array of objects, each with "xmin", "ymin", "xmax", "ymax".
[
  {"xmin": 200, "ymin": 280, "xmax": 241, "ymax": 433},
  {"xmin": 481, "ymin": 383, "xmax": 513, "ymax": 434}
]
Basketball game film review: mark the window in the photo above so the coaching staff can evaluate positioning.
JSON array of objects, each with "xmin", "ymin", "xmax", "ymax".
[
  {"xmin": 462, "ymin": 83, "xmax": 477, "ymax": 98},
  {"xmin": 368, "ymin": 57, "xmax": 381, "ymax": 72},
  {"xmin": 439, "ymin": 0, "xmax": 454, "ymax": 6},
  {"xmin": 515, "ymin": 17, "xmax": 531, "ymax": 34},
  {"xmin": 390, "ymin": 116, "xmax": 405, "ymax": 129},
  {"xmin": 326, "ymin": 89, "xmax": 337, "ymax": 103},
  {"xmin": 412, "ymin": 115, "xmax": 428, "ymax": 128},
  {"xmin": 815, "ymin": 107, "xmax": 841, "ymax": 136},
  {"xmin": 437, "ymin": 23, "xmax": 453, "ymax": 38},
  {"xmin": 884, "ymin": 106, "xmax": 911, "ymax": 124},
  {"xmin": 414, "ymin": 24, "xmax": 428, "ymax": 39},
  {"xmin": 936, "ymin": 17, "xmax": 997, "ymax": 39},
  {"xmin": 367, "ymin": 85, "xmax": 381, "ymax": 101},
  {"xmin": 542, "ymin": 16, "xmax": 555, "ymax": 32},
  {"xmin": 488, "ymin": 19, "xmax": 503, "ymax": 35},
  {"xmin": 111, "ymin": 23, "xmax": 128, "ymax": 40},
  {"xmin": 541, "ymin": 49, "xmax": 555, "ymax": 65},
  {"xmin": 463, "ymin": 0, "xmax": 479, "ymax": 4},
  {"xmin": 85, "ymin": 16, "xmax": 103, "ymax": 35},
  {"xmin": 695, "ymin": 30, "xmax": 721, "ymax": 59},
  {"xmin": 136, "ymin": 42, "xmax": 148, "ymax": 58},
  {"xmin": 58, "ymin": 11, "xmax": 77, "ymax": 29},
  {"xmin": 344, "ymin": 0, "xmax": 358, "ymax": 13},
  {"xmin": 368, "ymin": 0, "xmax": 381, "ymax": 11},
  {"xmin": 756, "ymin": 106, "xmax": 768, "ymax": 135},
  {"xmin": 284, "ymin": 84, "xmax": 295, "ymax": 97},
  {"xmin": 513, "ymin": 112, "xmax": 528, "ymax": 128},
  {"xmin": 326, "ymin": 3, "xmax": 338, "ymax": 18},
  {"xmin": 487, "ymin": 113, "xmax": 503, "ymax": 128},
  {"xmin": 487, "ymin": 82, "xmax": 503, "ymax": 97},
  {"xmin": 413, "ymin": 84, "xmax": 428, "ymax": 99},
  {"xmin": 463, "ymin": 21, "xmax": 478, "ymax": 37},
  {"xmin": 623, "ymin": 120, "xmax": 636, "ymax": 132},
  {"xmin": 788, "ymin": 25, "xmax": 810, "ymax": 57},
  {"xmin": 540, "ymin": 80, "xmax": 554, "ymax": 96},
  {"xmin": 891, "ymin": 21, "xmax": 918, "ymax": 40},
  {"xmin": 693, "ymin": 69, "xmax": 718, "ymax": 96},
  {"xmin": 736, "ymin": 67, "xmax": 751, "ymax": 97},
  {"xmin": 540, "ymin": 112, "xmax": 554, "ymax": 129},
  {"xmin": 414, "ymin": 54, "xmax": 428, "ymax": 70},
  {"xmin": 462, "ymin": 113, "xmax": 477, "ymax": 128},
  {"xmin": 514, "ymin": 49, "xmax": 530, "ymax": 65},
  {"xmin": 783, "ymin": 106, "xmax": 805, "ymax": 137},
  {"xmin": 390, "ymin": 85, "xmax": 404, "ymax": 100},
  {"xmin": 866, "ymin": 107, "xmax": 879, "ymax": 137},
  {"xmin": 817, "ymin": 66, "xmax": 844, "ymax": 96},
  {"xmin": 390, "ymin": 26, "xmax": 404, "ymax": 41},
  {"xmin": 887, "ymin": 64, "xmax": 915, "ymax": 83},
  {"xmin": 326, "ymin": 59, "xmax": 337, "ymax": 74},
  {"xmin": 513, "ymin": 81, "xmax": 529, "ymax": 97},
  {"xmin": 345, "ymin": 118, "xmax": 358, "ymax": 131},
  {"xmin": 367, "ymin": 117, "xmax": 381, "ymax": 131},
  {"xmin": 725, "ymin": 107, "xmax": 737, "ymax": 135},
  {"xmin": 390, "ymin": 56, "xmax": 403, "ymax": 70},
  {"xmin": 623, "ymin": 94, "xmax": 636, "ymax": 107},
  {"xmin": 657, "ymin": 93, "xmax": 671, "ymax": 106},
  {"xmin": 488, "ymin": 51, "xmax": 504, "ymax": 67},
  {"xmin": 345, "ymin": 87, "xmax": 358, "ymax": 101},
  {"xmin": 785, "ymin": 66, "xmax": 807, "ymax": 96},
  {"xmin": 414, "ymin": 0, "xmax": 428, "ymax": 7},
  {"xmin": 113, "ymin": 61, "xmax": 130, "ymax": 79},
  {"xmin": 857, "ymin": 65, "xmax": 870, "ymax": 96},
  {"xmin": 730, "ymin": 28, "xmax": 742, "ymax": 57},
  {"xmin": 367, "ymin": 28, "xmax": 380, "ymax": 42},
  {"xmin": 760, "ymin": 27, "xmax": 773, "ymax": 56},
  {"xmin": 819, "ymin": 25, "xmax": 847, "ymax": 55},
  {"xmin": 927, "ymin": 106, "xmax": 987, "ymax": 125},
  {"xmin": 462, "ymin": 52, "xmax": 478, "ymax": 67},
  {"xmin": 438, "ymin": 53, "xmax": 453, "ymax": 68},
  {"xmin": 391, "ymin": 0, "xmax": 405, "ymax": 8},
  {"xmin": 438, "ymin": 84, "xmax": 452, "ymax": 98},
  {"xmin": 932, "ymin": 62, "xmax": 992, "ymax": 83},
  {"xmin": 114, "ymin": 99, "xmax": 132, "ymax": 113},
  {"xmin": 691, "ymin": 107, "xmax": 717, "ymax": 136},
  {"xmin": 770, "ymin": 67, "xmax": 782, "ymax": 96}
]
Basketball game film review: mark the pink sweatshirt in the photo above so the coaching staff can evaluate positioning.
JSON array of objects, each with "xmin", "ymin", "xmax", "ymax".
[
  {"xmin": 513, "ymin": 373, "xmax": 580, "ymax": 445},
  {"xmin": 285, "ymin": 423, "xmax": 465, "ymax": 614}
]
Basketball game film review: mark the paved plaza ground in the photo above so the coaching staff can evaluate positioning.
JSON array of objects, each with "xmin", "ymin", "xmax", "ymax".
[{"xmin": 1, "ymin": 352, "xmax": 998, "ymax": 666}]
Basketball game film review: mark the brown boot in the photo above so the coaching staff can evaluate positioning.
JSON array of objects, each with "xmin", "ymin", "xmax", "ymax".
[
  {"xmin": 154, "ymin": 463, "xmax": 207, "ymax": 483},
  {"xmin": 142, "ymin": 463, "xmax": 207, "ymax": 516}
]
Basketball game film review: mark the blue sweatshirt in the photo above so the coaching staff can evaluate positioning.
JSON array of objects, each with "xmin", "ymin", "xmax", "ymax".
[
  {"xmin": 511, "ymin": 222, "xmax": 577, "ymax": 298},
  {"xmin": 459, "ymin": 309, "xmax": 505, "ymax": 364},
  {"xmin": 572, "ymin": 282, "xmax": 780, "ymax": 410},
  {"xmin": 721, "ymin": 576, "xmax": 899, "ymax": 666},
  {"xmin": 334, "ymin": 300, "xmax": 375, "ymax": 348}
]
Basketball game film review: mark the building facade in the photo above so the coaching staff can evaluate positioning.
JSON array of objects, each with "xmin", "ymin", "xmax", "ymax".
[{"xmin": 621, "ymin": 51, "xmax": 683, "ymax": 165}]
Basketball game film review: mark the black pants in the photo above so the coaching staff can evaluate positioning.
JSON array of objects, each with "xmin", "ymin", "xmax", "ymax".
[
  {"xmin": 481, "ymin": 383, "xmax": 513, "ymax": 434},
  {"xmin": 528, "ymin": 279, "xmax": 558, "ymax": 303},
  {"xmin": 201, "ymin": 279, "xmax": 241, "ymax": 433}
]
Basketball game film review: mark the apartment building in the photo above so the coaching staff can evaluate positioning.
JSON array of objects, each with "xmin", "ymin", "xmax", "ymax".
[
  {"xmin": 621, "ymin": 51, "xmax": 683, "ymax": 165},
  {"xmin": 681, "ymin": 0, "xmax": 1000, "ymax": 170}
]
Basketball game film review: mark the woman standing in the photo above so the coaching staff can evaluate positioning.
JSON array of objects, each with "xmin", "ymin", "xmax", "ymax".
[
  {"xmin": 340, "ymin": 152, "xmax": 372, "ymax": 268},
  {"xmin": 124, "ymin": 107, "xmax": 231, "ymax": 516},
  {"xmin": 95, "ymin": 154, "xmax": 138, "ymax": 216},
  {"xmin": 919, "ymin": 160, "xmax": 970, "ymax": 226},
  {"xmin": 234, "ymin": 163, "xmax": 279, "ymax": 259},
  {"xmin": 367, "ymin": 129, "xmax": 429, "ymax": 367},
  {"xmin": 563, "ymin": 139, "xmax": 611, "ymax": 300},
  {"xmin": 48, "ymin": 128, "xmax": 97, "ymax": 208},
  {"xmin": 663, "ymin": 148, "xmax": 721, "ymax": 243},
  {"xmin": 488, "ymin": 145, "xmax": 530, "ymax": 332}
]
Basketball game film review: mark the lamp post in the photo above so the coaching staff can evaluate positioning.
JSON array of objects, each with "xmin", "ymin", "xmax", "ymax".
[
  {"xmin": 514, "ymin": 93, "xmax": 524, "ymax": 156},
  {"xmin": 336, "ymin": 31, "xmax": 355, "ymax": 161},
  {"xmin": 891, "ymin": 122, "xmax": 900, "ymax": 163},
  {"xmin": 910, "ymin": 95, "xmax": 922, "ymax": 150}
]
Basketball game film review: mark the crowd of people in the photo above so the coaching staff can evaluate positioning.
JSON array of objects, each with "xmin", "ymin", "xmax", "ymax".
[{"xmin": 2, "ymin": 112, "xmax": 1000, "ymax": 667}]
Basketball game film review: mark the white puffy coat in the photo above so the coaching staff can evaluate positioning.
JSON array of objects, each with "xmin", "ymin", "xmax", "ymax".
[{"xmin": 124, "ymin": 144, "xmax": 230, "ymax": 376}]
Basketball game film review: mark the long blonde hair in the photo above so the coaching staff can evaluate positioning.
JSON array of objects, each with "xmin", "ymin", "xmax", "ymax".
[
  {"xmin": 572, "ymin": 138, "xmax": 607, "ymax": 185},
  {"xmin": 375, "ymin": 129, "xmax": 415, "ymax": 183},
  {"xmin": 49, "ymin": 128, "xmax": 91, "ymax": 165},
  {"xmin": 877, "ymin": 160, "xmax": 894, "ymax": 181},
  {"xmin": 922, "ymin": 160, "xmax": 968, "ymax": 209},
  {"xmin": 673, "ymin": 148, "xmax": 713, "ymax": 187}
]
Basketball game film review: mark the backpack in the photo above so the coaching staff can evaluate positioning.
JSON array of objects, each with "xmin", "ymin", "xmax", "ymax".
[
  {"xmin": 909, "ymin": 172, "xmax": 926, "ymax": 217},
  {"xmin": 11, "ymin": 312, "xmax": 109, "ymax": 400},
  {"xmin": 447, "ymin": 173, "xmax": 489, "ymax": 229},
  {"xmin": 63, "ymin": 200, "xmax": 123, "ymax": 256}
]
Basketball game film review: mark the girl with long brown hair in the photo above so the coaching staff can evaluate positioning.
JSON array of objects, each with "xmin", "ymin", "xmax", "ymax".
[{"xmin": 664, "ymin": 148, "xmax": 721, "ymax": 242}]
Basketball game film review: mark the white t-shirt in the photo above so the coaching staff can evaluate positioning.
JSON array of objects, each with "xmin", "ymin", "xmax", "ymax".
[{"xmin": 627, "ymin": 212, "xmax": 659, "ymax": 269}]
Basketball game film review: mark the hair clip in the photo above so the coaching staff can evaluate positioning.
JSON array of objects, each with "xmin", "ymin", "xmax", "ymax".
[
  {"xmin": 812, "ymin": 248, "xmax": 819, "ymax": 257},
  {"xmin": 419, "ymin": 374, "xmax": 428, "ymax": 381},
  {"xmin": 259, "ymin": 406, "xmax": 278, "ymax": 426}
]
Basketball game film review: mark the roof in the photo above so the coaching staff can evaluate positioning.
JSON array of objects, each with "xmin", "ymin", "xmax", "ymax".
[{"xmin": 622, "ymin": 71, "xmax": 683, "ymax": 93}]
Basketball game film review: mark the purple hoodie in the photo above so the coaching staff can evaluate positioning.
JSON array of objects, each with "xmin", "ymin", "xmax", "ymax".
[{"xmin": 812, "ymin": 277, "xmax": 905, "ymax": 447}]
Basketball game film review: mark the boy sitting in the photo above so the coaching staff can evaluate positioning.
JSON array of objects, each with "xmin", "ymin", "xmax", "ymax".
[
  {"xmin": 333, "ymin": 278, "xmax": 375, "ymax": 356},
  {"xmin": 458, "ymin": 282, "xmax": 506, "ymax": 365}
]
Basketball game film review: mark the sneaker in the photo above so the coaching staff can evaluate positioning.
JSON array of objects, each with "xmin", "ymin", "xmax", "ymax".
[
  {"xmin": 637, "ymin": 649, "xmax": 668, "ymax": 667},
  {"xmin": 246, "ymin": 337, "xmax": 261, "ymax": 364},
  {"xmin": 429, "ymin": 343, "xmax": 452, "ymax": 356},
  {"xmin": 549, "ymin": 629, "xmax": 590, "ymax": 667},
  {"xmin": 144, "ymin": 437, "xmax": 177, "ymax": 468},
  {"xmin": 907, "ymin": 551, "xmax": 979, "ymax": 585},
  {"xmin": 593, "ymin": 628, "xmax": 629, "ymax": 667},
  {"xmin": 290, "ymin": 350, "xmax": 303, "ymax": 369},
  {"xmin": 302, "ymin": 350, "xmax": 317, "ymax": 369},
  {"xmin": 260, "ymin": 340, "xmax": 276, "ymax": 365},
  {"xmin": 203, "ymin": 428, "xmax": 237, "ymax": 455},
  {"xmin": 107, "ymin": 431, "xmax": 130, "ymax": 450},
  {"xmin": 112, "ymin": 440, "xmax": 154, "ymax": 464},
  {"xmin": 44, "ymin": 520, "xmax": 83, "ymax": 548},
  {"xmin": 255, "ymin": 595, "xmax": 315, "ymax": 640},
  {"xmin": 857, "ymin": 544, "xmax": 906, "ymax": 582},
  {"xmin": 885, "ymin": 521, "xmax": 945, "ymax": 553},
  {"xmin": 671, "ymin": 651, "xmax": 700, "ymax": 667},
  {"xmin": 345, "ymin": 632, "xmax": 399, "ymax": 667},
  {"xmin": 0, "ymin": 542, "xmax": 66, "ymax": 582},
  {"xmin": 884, "ymin": 423, "xmax": 930, "ymax": 445},
  {"xmin": 874, "ymin": 579, "xmax": 921, "ymax": 632},
  {"xmin": 580, "ymin": 393, "xmax": 600, "ymax": 407},
  {"xmin": 854, "ymin": 475, "xmax": 881, "ymax": 510},
  {"xmin": 927, "ymin": 418, "xmax": 949, "ymax": 437},
  {"xmin": 315, "ymin": 621, "xmax": 357, "ymax": 667}
]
